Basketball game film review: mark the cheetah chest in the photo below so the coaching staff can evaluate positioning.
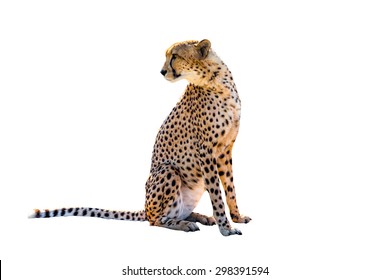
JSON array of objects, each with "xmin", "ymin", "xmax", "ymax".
[{"xmin": 202, "ymin": 94, "xmax": 241, "ymax": 152}]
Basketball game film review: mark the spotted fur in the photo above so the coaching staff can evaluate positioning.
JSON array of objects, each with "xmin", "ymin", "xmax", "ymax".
[
  {"xmin": 28, "ymin": 208, "xmax": 145, "ymax": 221},
  {"xmin": 29, "ymin": 39, "xmax": 251, "ymax": 236}
]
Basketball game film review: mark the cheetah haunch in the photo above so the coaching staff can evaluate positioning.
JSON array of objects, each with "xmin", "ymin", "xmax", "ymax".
[{"xmin": 29, "ymin": 39, "xmax": 251, "ymax": 236}]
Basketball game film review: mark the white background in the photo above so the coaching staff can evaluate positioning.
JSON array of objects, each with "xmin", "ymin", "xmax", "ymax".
[{"xmin": 1, "ymin": 1, "xmax": 389, "ymax": 279}]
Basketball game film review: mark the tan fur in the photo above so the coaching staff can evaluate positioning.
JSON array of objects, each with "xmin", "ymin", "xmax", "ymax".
[{"xmin": 151, "ymin": 39, "xmax": 251, "ymax": 235}]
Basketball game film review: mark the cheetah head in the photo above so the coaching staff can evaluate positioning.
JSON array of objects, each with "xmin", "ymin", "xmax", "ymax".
[{"xmin": 160, "ymin": 39, "xmax": 219, "ymax": 85}]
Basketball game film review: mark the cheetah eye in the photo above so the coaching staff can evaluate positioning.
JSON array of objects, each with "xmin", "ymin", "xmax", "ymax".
[{"xmin": 170, "ymin": 54, "xmax": 177, "ymax": 67}]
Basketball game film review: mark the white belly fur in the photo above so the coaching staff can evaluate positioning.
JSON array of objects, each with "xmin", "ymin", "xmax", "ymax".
[{"xmin": 176, "ymin": 181, "xmax": 206, "ymax": 220}]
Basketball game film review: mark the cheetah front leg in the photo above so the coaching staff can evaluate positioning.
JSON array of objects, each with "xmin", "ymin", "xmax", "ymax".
[
  {"xmin": 200, "ymin": 147, "xmax": 242, "ymax": 236},
  {"xmin": 217, "ymin": 146, "xmax": 251, "ymax": 224}
]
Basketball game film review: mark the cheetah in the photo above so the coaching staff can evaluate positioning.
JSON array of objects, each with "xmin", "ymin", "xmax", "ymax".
[{"xmin": 29, "ymin": 39, "xmax": 251, "ymax": 236}]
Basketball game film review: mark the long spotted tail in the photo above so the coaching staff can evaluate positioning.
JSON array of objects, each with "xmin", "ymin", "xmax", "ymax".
[{"xmin": 28, "ymin": 207, "xmax": 146, "ymax": 221}]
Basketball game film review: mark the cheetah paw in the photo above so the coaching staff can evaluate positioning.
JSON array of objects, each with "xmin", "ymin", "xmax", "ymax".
[
  {"xmin": 219, "ymin": 227, "xmax": 242, "ymax": 236},
  {"xmin": 198, "ymin": 216, "xmax": 216, "ymax": 226},
  {"xmin": 231, "ymin": 214, "xmax": 252, "ymax": 224},
  {"xmin": 182, "ymin": 221, "xmax": 200, "ymax": 232}
]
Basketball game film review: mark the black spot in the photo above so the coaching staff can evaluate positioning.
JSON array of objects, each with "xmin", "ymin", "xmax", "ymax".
[
  {"xmin": 167, "ymin": 173, "xmax": 172, "ymax": 180},
  {"xmin": 219, "ymin": 171, "xmax": 225, "ymax": 176},
  {"xmin": 172, "ymin": 180, "xmax": 176, "ymax": 186},
  {"xmin": 104, "ymin": 213, "xmax": 109, "ymax": 218},
  {"xmin": 82, "ymin": 209, "xmax": 87, "ymax": 216},
  {"xmin": 91, "ymin": 212, "xmax": 95, "ymax": 217},
  {"xmin": 61, "ymin": 208, "xmax": 66, "ymax": 216},
  {"xmin": 53, "ymin": 209, "xmax": 58, "ymax": 217},
  {"xmin": 68, "ymin": 208, "xmax": 73, "ymax": 213},
  {"xmin": 44, "ymin": 210, "xmax": 50, "ymax": 218},
  {"xmin": 165, "ymin": 189, "xmax": 171, "ymax": 195}
]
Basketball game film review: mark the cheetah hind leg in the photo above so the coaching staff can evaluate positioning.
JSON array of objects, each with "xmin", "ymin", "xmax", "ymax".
[
  {"xmin": 186, "ymin": 212, "xmax": 216, "ymax": 226},
  {"xmin": 146, "ymin": 163, "xmax": 200, "ymax": 233}
]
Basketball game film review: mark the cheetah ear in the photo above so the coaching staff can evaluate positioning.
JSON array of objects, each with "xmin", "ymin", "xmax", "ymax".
[{"xmin": 196, "ymin": 39, "xmax": 211, "ymax": 59}]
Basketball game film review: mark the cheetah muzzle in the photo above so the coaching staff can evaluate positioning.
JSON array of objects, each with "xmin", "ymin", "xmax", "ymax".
[{"xmin": 29, "ymin": 39, "xmax": 251, "ymax": 236}]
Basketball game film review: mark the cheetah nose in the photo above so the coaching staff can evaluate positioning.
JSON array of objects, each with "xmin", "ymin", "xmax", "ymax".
[{"xmin": 160, "ymin": 69, "xmax": 167, "ymax": 76}]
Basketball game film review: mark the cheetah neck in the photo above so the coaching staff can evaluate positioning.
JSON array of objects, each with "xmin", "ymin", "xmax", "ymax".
[{"xmin": 186, "ymin": 59, "xmax": 240, "ymax": 103}]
